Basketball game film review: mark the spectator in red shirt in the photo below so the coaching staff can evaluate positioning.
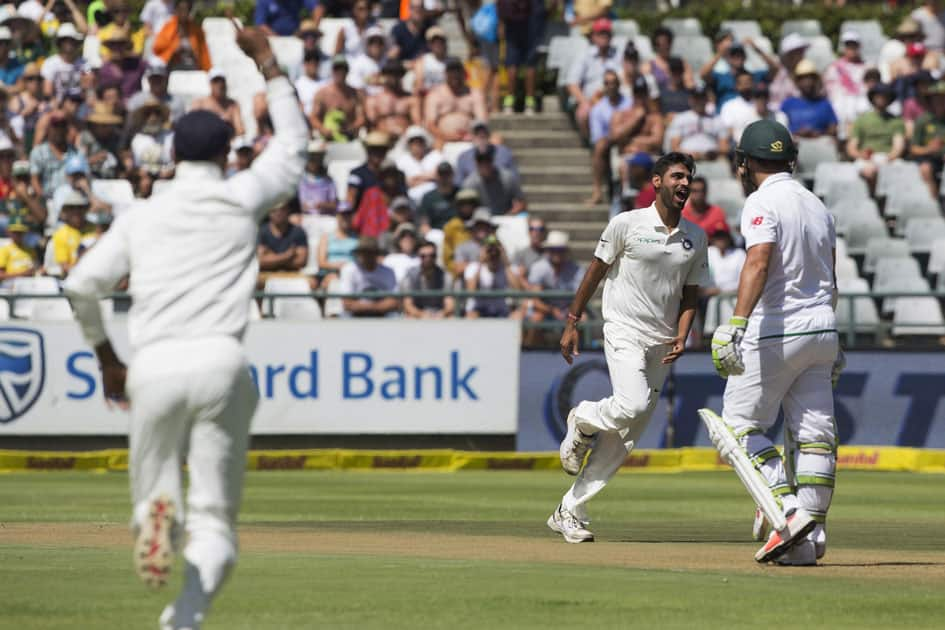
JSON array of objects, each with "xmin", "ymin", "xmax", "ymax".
[
  {"xmin": 682, "ymin": 176, "xmax": 729, "ymax": 233},
  {"xmin": 620, "ymin": 152, "xmax": 656, "ymax": 210}
]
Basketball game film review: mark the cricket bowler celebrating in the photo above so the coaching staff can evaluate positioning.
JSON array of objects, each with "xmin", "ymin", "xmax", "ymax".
[
  {"xmin": 550, "ymin": 152, "xmax": 709, "ymax": 543},
  {"xmin": 700, "ymin": 119, "xmax": 842, "ymax": 566},
  {"xmin": 63, "ymin": 28, "xmax": 307, "ymax": 628}
]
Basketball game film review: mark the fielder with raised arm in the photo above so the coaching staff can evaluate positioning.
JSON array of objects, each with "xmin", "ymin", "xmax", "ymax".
[
  {"xmin": 701, "ymin": 119, "xmax": 843, "ymax": 566},
  {"xmin": 549, "ymin": 152, "xmax": 709, "ymax": 543},
  {"xmin": 63, "ymin": 29, "xmax": 307, "ymax": 629}
]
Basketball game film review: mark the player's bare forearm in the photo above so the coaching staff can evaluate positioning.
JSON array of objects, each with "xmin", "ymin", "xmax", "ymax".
[
  {"xmin": 677, "ymin": 285, "xmax": 699, "ymax": 340},
  {"xmin": 733, "ymin": 243, "xmax": 773, "ymax": 319}
]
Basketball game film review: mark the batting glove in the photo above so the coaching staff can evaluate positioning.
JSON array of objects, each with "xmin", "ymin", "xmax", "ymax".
[
  {"xmin": 831, "ymin": 348, "xmax": 846, "ymax": 388},
  {"xmin": 712, "ymin": 316, "xmax": 748, "ymax": 378}
]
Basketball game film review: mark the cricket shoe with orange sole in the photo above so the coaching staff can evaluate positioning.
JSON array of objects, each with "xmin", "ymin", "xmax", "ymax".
[
  {"xmin": 134, "ymin": 495, "xmax": 178, "ymax": 588},
  {"xmin": 754, "ymin": 507, "xmax": 816, "ymax": 563},
  {"xmin": 752, "ymin": 507, "xmax": 770, "ymax": 542}
]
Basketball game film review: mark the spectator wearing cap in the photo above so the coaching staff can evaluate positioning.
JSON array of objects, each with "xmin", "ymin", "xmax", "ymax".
[
  {"xmin": 189, "ymin": 69, "xmax": 245, "ymax": 137},
  {"xmin": 338, "ymin": 236, "xmax": 400, "ymax": 318},
  {"xmin": 365, "ymin": 58, "xmax": 419, "ymax": 136},
  {"xmin": 379, "ymin": 195, "xmax": 415, "ymax": 251},
  {"xmin": 424, "ymin": 57, "xmax": 488, "ymax": 146},
  {"xmin": 254, "ymin": 0, "xmax": 320, "ymax": 37},
  {"xmin": 52, "ymin": 153, "xmax": 111, "ymax": 220},
  {"xmin": 98, "ymin": 1, "xmax": 146, "ymax": 59},
  {"xmin": 454, "ymin": 119, "xmax": 517, "ymax": 185},
  {"xmin": 824, "ymin": 30, "xmax": 868, "ymax": 140},
  {"xmin": 510, "ymin": 216, "xmax": 545, "ymax": 283},
  {"xmin": 296, "ymin": 20, "xmax": 329, "ymax": 80},
  {"xmin": 587, "ymin": 69, "xmax": 630, "ymax": 205},
  {"xmin": 97, "ymin": 25, "xmax": 146, "ymax": 100},
  {"xmin": 50, "ymin": 188, "xmax": 91, "ymax": 276},
  {"xmin": 418, "ymin": 160, "xmax": 457, "ymax": 234},
  {"xmin": 682, "ymin": 176, "xmax": 728, "ymax": 234},
  {"xmin": 611, "ymin": 74, "xmax": 664, "ymax": 155},
  {"xmin": 567, "ymin": 17, "xmax": 621, "ymax": 139},
  {"xmin": 0, "ymin": 25, "xmax": 23, "ymax": 85},
  {"xmin": 229, "ymin": 138, "xmax": 256, "ymax": 175},
  {"xmin": 353, "ymin": 160, "xmax": 407, "ymax": 237},
  {"xmin": 140, "ymin": 0, "xmax": 175, "ymax": 37},
  {"xmin": 390, "ymin": 0, "xmax": 429, "ymax": 64},
  {"xmin": 296, "ymin": 51, "xmax": 329, "ymax": 117},
  {"xmin": 402, "ymin": 239, "xmax": 455, "ymax": 319},
  {"xmin": 396, "ymin": 125, "xmax": 444, "ymax": 203},
  {"xmin": 7, "ymin": 62, "xmax": 48, "ymax": 151},
  {"xmin": 383, "ymin": 221, "xmax": 421, "ymax": 283},
  {"xmin": 3, "ymin": 158, "xmax": 45, "ymax": 238},
  {"xmin": 311, "ymin": 55, "xmax": 365, "ymax": 141},
  {"xmin": 316, "ymin": 202, "xmax": 359, "ymax": 287},
  {"xmin": 29, "ymin": 109, "xmax": 77, "ymax": 200},
  {"xmin": 892, "ymin": 44, "xmax": 940, "ymax": 110},
  {"xmin": 881, "ymin": 17, "xmax": 928, "ymax": 82},
  {"xmin": 464, "ymin": 230, "xmax": 520, "ymax": 319},
  {"xmin": 645, "ymin": 26, "xmax": 693, "ymax": 92},
  {"xmin": 658, "ymin": 56, "xmax": 692, "ymax": 116},
  {"xmin": 781, "ymin": 60, "xmax": 838, "ymax": 138},
  {"xmin": 700, "ymin": 32, "xmax": 777, "ymax": 107},
  {"xmin": 525, "ymin": 229, "xmax": 584, "ymax": 341},
  {"xmin": 847, "ymin": 83, "xmax": 905, "ymax": 190},
  {"xmin": 127, "ymin": 59, "xmax": 185, "ymax": 124},
  {"xmin": 769, "ymin": 33, "xmax": 809, "ymax": 109},
  {"xmin": 77, "ymin": 104, "xmax": 122, "ymax": 178},
  {"xmin": 618, "ymin": 152, "xmax": 656, "ymax": 210},
  {"xmin": 257, "ymin": 197, "xmax": 311, "ymax": 289},
  {"xmin": 153, "ymin": 0, "xmax": 211, "ymax": 71},
  {"xmin": 414, "ymin": 25, "xmax": 448, "ymax": 96},
  {"xmin": 129, "ymin": 96, "xmax": 174, "ymax": 178},
  {"xmin": 910, "ymin": 80, "xmax": 945, "ymax": 198},
  {"xmin": 462, "ymin": 144, "xmax": 525, "ymax": 215},
  {"xmin": 298, "ymin": 137, "xmax": 338, "ymax": 216},
  {"xmin": 912, "ymin": 0, "xmax": 945, "ymax": 52},
  {"xmin": 0, "ymin": 217, "xmax": 37, "ymax": 281},
  {"xmin": 40, "ymin": 22, "xmax": 89, "ymax": 102},
  {"xmin": 498, "ymin": 0, "xmax": 547, "ymax": 115},
  {"xmin": 569, "ymin": 0, "xmax": 613, "ymax": 36},
  {"xmin": 453, "ymin": 205, "xmax": 494, "ymax": 275},
  {"xmin": 348, "ymin": 26, "xmax": 388, "ymax": 96},
  {"xmin": 441, "ymin": 187, "xmax": 478, "ymax": 274},
  {"xmin": 719, "ymin": 70, "xmax": 760, "ymax": 145},
  {"xmin": 336, "ymin": 0, "xmax": 377, "ymax": 57},
  {"xmin": 348, "ymin": 130, "xmax": 391, "ymax": 210}
]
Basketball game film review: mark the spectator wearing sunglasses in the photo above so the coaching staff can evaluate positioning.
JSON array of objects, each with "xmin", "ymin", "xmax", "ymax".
[{"xmin": 512, "ymin": 217, "xmax": 546, "ymax": 285}]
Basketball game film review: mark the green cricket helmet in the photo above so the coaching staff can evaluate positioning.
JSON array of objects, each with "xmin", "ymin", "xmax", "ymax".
[{"xmin": 736, "ymin": 119, "xmax": 797, "ymax": 163}]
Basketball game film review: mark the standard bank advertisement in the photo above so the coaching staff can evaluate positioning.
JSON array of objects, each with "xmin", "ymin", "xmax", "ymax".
[
  {"xmin": 517, "ymin": 351, "xmax": 945, "ymax": 451},
  {"xmin": 0, "ymin": 321, "xmax": 520, "ymax": 435}
]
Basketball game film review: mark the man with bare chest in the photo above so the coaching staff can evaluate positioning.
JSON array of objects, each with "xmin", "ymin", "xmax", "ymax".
[
  {"xmin": 365, "ymin": 59, "xmax": 419, "ymax": 138},
  {"xmin": 311, "ymin": 55, "xmax": 365, "ymax": 141},
  {"xmin": 424, "ymin": 57, "xmax": 487, "ymax": 146},
  {"xmin": 189, "ymin": 68, "xmax": 244, "ymax": 136}
]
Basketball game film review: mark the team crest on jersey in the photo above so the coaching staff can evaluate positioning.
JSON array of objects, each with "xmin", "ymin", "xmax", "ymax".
[
  {"xmin": 770, "ymin": 140, "xmax": 784, "ymax": 152},
  {"xmin": 0, "ymin": 328, "xmax": 45, "ymax": 424},
  {"xmin": 682, "ymin": 238, "xmax": 693, "ymax": 250}
]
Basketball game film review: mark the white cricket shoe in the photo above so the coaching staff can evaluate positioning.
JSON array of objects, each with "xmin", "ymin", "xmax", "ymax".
[
  {"xmin": 559, "ymin": 409, "xmax": 593, "ymax": 475},
  {"xmin": 547, "ymin": 504, "xmax": 594, "ymax": 543},
  {"xmin": 751, "ymin": 507, "xmax": 770, "ymax": 542},
  {"xmin": 754, "ymin": 507, "xmax": 816, "ymax": 563},
  {"xmin": 774, "ymin": 539, "xmax": 817, "ymax": 566},
  {"xmin": 135, "ymin": 495, "xmax": 178, "ymax": 589},
  {"xmin": 812, "ymin": 524, "xmax": 827, "ymax": 559}
]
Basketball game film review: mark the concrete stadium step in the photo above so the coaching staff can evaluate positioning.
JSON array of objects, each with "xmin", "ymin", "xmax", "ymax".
[
  {"xmin": 489, "ymin": 114, "xmax": 575, "ymax": 132},
  {"xmin": 525, "ymin": 185, "xmax": 594, "ymax": 204},
  {"xmin": 546, "ymin": 221, "xmax": 607, "ymax": 241},
  {"xmin": 501, "ymin": 130, "xmax": 585, "ymax": 149},
  {"xmin": 567, "ymin": 240, "xmax": 600, "ymax": 260},
  {"xmin": 519, "ymin": 167, "xmax": 593, "ymax": 187},
  {"xmin": 527, "ymin": 203, "xmax": 610, "ymax": 223},
  {"xmin": 512, "ymin": 148, "xmax": 591, "ymax": 168}
]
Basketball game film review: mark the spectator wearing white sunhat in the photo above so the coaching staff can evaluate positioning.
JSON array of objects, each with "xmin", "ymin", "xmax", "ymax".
[
  {"xmin": 414, "ymin": 26, "xmax": 449, "ymax": 96},
  {"xmin": 41, "ymin": 22, "xmax": 89, "ymax": 102},
  {"xmin": 824, "ymin": 30, "xmax": 868, "ymax": 139},
  {"xmin": 395, "ymin": 125, "xmax": 444, "ymax": 204},
  {"xmin": 526, "ymin": 229, "xmax": 584, "ymax": 331},
  {"xmin": 189, "ymin": 68, "xmax": 245, "ymax": 137},
  {"xmin": 347, "ymin": 26, "xmax": 388, "ymax": 96},
  {"xmin": 769, "ymin": 33, "xmax": 809, "ymax": 108}
]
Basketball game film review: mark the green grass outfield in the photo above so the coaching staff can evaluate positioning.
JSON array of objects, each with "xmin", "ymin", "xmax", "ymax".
[{"xmin": 1, "ymin": 470, "xmax": 943, "ymax": 629}]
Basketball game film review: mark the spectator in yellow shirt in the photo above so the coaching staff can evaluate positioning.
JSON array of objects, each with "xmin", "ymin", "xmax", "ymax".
[
  {"xmin": 440, "ymin": 187, "xmax": 478, "ymax": 277},
  {"xmin": 0, "ymin": 219, "xmax": 38, "ymax": 282},
  {"xmin": 50, "ymin": 190, "xmax": 91, "ymax": 276}
]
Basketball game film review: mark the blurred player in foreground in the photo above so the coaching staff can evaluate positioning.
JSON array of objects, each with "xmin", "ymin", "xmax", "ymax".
[
  {"xmin": 63, "ymin": 28, "xmax": 307, "ymax": 629},
  {"xmin": 550, "ymin": 152, "xmax": 709, "ymax": 543},
  {"xmin": 701, "ymin": 119, "xmax": 842, "ymax": 565}
]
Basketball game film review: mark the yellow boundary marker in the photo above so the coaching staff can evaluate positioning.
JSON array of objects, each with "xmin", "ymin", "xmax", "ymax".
[{"xmin": 0, "ymin": 446, "xmax": 942, "ymax": 473}]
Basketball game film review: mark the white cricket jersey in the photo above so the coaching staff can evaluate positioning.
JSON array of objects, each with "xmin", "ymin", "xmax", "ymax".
[
  {"xmin": 740, "ymin": 172, "xmax": 837, "ymax": 340},
  {"xmin": 594, "ymin": 204, "xmax": 710, "ymax": 344},
  {"xmin": 63, "ymin": 77, "xmax": 308, "ymax": 354}
]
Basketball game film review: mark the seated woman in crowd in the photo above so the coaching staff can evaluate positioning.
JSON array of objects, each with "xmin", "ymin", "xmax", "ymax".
[{"xmin": 317, "ymin": 203, "xmax": 359, "ymax": 288}]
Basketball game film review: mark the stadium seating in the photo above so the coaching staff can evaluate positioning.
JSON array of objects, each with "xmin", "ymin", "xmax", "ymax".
[
  {"xmin": 631, "ymin": 36, "xmax": 655, "ymax": 61},
  {"xmin": 300, "ymin": 215, "xmax": 338, "ymax": 274},
  {"xmin": 926, "ymin": 238, "xmax": 945, "ymax": 279},
  {"xmin": 836, "ymin": 277, "xmax": 881, "ymax": 335},
  {"xmin": 707, "ymin": 178, "xmax": 746, "ymax": 226},
  {"xmin": 202, "ymin": 17, "xmax": 241, "ymax": 40},
  {"xmin": 694, "ymin": 160, "xmax": 731, "ymax": 180},
  {"xmin": 844, "ymin": 215, "xmax": 888, "ymax": 256},
  {"xmin": 720, "ymin": 20, "xmax": 763, "ymax": 40},
  {"xmin": 318, "ymin": 18, "xmax": 350, "ymax": 56},
  {"xmin": 863, "ymin": 237, "xmax": 909, "ymax": 274},
  {"xmin": 795, "ymin": 137, "xmax": 839, "ymax": 182},
  {"xmin": 813, "ymin": 161, "xmax": 859, "ymax": 198},
  {"xmin": 671, "ymin": 36, "xmax": 713, "ymax": 74},
  {"xmin": 876, "ymin": 160, "xmax": 922, "ymax": 198},
  {"xmin": 612, "ymin": 19, "xmax": 640, "ymax": 38},
  {"xmin": 661, "ymin": 18, "xmax": 702, "ymax": 37},
  {"xmin": 492, "ymin": 215, "xmax": 529, "ymax": 257},
  {"xmin": 832, "ymin": 198, "xmax": 882, "ymax": 237},
  {"xmin": 82, "ymin": 35, "xmax": 102, "ymax": 69},
  {"xmin": 29, "ymin": 297, "xmax": 74, "ymax": 321},
  {"xmin": 781, "ymin": 20, "xmax": 822, "ymax": 39},
  {"xmin": 902, "ymin": 217, "xmax": 945, "ymax": 252},
  {"xmin": 9, "ymin": 277, "xmax": 62, "ymax": 320},
  {"xmin": 804, "ymin": 36, "xmax": 836, "ymax": 71},
  {"xmin": 269, "ymin": 37, "xmax": 304, "ymax": 75},
  {"xmin": 892, "ymin": 296, "xmax": 945, "ymax": 337},
  {"xmin": 263, "ymin": 277, "xmax": 322, "ymax": 320},
  {"xmin": 836, "ymin": 255, "xmax": 859, "ymax": 280},
  {"xmin": 744, "ymin": 37, "xmax": 774, "ymax": 74},
  {"xmin": 92, "ymin": 179, "xmax": 136, "ymax": 216},
  {"xmin": 873, "ymin": 256, "xmax": 924, "ymax": 313},
  {"xmin": 168, "ymin": 70, "xmax": 211, "ymax": 107},
  {"xmin": 327, "ymin": 159, "xmax": 360, "ymax": 199},
  {"xmin": 326, "ymin": 142, "xmax": 367, "ymax": 164},
  {"xmin": 823, "ymin": 177, "xmax": 870, "ymax": 209},
  {"xmin": 442, "ymin": 141, "xmax": 473, "ymax": 168},
  {"xmin": 703, "ymin": 294, "xmax": 735, "ymax": 334},
  {"xmin": 0, "ymin": 299, "xmax": 9, "ymax": 321}
]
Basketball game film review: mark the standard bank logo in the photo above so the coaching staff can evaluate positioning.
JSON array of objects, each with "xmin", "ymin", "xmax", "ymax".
[{"xmin": 0, "ymin": 327, "xmax": 45, "ymax": 423}]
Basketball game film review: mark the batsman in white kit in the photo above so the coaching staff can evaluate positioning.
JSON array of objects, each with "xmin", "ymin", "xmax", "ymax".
[
  {"xmin": 701, "ymin": 119, "xmax": 843, "ymax": 565},
  {"xmin": 549, "ymin": 153, "xmax": 708, "ymax": 543},
  {"xmin": 63, "ymin": 29, "xmax": 307, "ymax": 628}
]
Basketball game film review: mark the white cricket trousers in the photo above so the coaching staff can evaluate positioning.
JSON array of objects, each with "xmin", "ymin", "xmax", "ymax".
[
  {"xmin": 127, "ymin": 335, "xmax": 258, "ymax": 601},
  {"xmin": 562, "ymin": 331, "xmax": 671, "ymax": 517}
]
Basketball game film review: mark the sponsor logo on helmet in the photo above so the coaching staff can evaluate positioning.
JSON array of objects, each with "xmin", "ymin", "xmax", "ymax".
[{"xmin": 770, "ymin": 140, "xmax": 784, "ymax": 153}]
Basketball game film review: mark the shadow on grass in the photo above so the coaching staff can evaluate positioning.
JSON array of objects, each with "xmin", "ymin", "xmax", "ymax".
[{"xmin": 824, "ymin": 561, "xmax": 945, "ymax": 568}]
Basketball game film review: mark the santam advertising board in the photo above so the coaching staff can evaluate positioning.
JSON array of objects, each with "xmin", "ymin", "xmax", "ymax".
[{"xmin": 0, "ymin": 321, "xmax": 520, "ymax": 435}]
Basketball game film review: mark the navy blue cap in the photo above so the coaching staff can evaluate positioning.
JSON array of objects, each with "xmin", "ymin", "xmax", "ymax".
[{"xmin": 173, "ymin": 111, "xmax": 234, "ymax": 162}]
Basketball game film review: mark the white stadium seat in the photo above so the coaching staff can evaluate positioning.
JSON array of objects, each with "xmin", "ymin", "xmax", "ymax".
[
  {"xmin": 813, "ymin": 161, "xmax": 858, "ymax": 198},
  {"xmin": 263, "ymin": 277, "xmax": 322, "ymax": 320},
  {"xmin": 720, "ymin": 20, "xmax": 763, "ymax": 39},
  {"xmin": 202, "ymin": 17, "xmax": 241, "ymax": 40},
  {"xmin": 661, "ymin": 18, "xmax": 702, "ymax": 37},
  {"xmin": 29, "ymin": 298, "xmax": 74, "ymax": 321},
  {"xmin": 863, "ymin": 238, "xmax": 909, "ymax": 274},
  {"xmin": 781, "ymin": 20, "xmax": 822, "ymax": 39},
  {"xmin": 491, "ymin": 215, "xmax": 529, "ymax": 257},
  {"xmin": 325, "ymin": 142, "xmax": 367, "ymax": 164},
  {"xmin": 893, "ymin": 296, "xmax": 945, "ymax": 337},
  {"xmin": 300, "ymin": 215, "xmax": 338, "ymax": 274},
  {"xmin": 612, "ymin": 20, "xmax": 640, "ymax": 38},
  {"xmin": 877, "ymin": 160, "xmax": 922, "ymax": 198},
  {"xmin": 442, "ymin": 142, "xmax": 472, "ymax": 167},
  {"xmin": 904, "ymin": 217, "xmax": 945, "ymax": 253},
  {"xmin": 926, "ymin": 237, "xmax": 945, "ymax": 277},
  {"xmin": 0, "ymin": 299, "xmax": 10, "ymax": 321},
  {"xmin": 795, "ymin": 137, "xmax": 838, "ymax": 182},
  {"xmin": 804, "ymin": 36, "xmax": 836, "ymax": 72},
  {"xmin": 327, "ymin": 159, "xmax": 361, "ymax": 199},
  {"xmin": 694, "ymin": 160, "xmax": 731, "ymax": 180},
  {"xmin": 10, "ymin": 277, "xmax": 61, "ymax": 319},
  {"xmin": 844, "ymin": 214, "xmax": 887, "ymax": 255},
  {"xmin": 168, "ymin": 70, "xmax": 210, "ymax": 106},
  {"xmin": 836, "ymin": 277, "xmax": 880, "ymax": 335}
]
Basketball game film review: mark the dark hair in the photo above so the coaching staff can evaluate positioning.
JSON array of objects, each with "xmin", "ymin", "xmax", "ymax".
[
  {"xmin": 303, "ymin": 50, "xmax": 321, "ymax": 63},
  {"xmin": 652, "ymin": 26, "xmax": 674, "ymax": 44},
  {"xmin": 864, "ymin": 68, "xmax": 882, "ymax": 83},
  {"xmin": 668, "ymin": 56, "xmax": 684, "ymax": 74},
  {"xmin": 691, "ymin": 175, "xmax": 707, "ymax": 190},
  {"xmin": 735, "ymin": 69, "xmax": 753, "ymax": 82},
  {"xmin": 624, "ymin": 43, "xmax": 639, "ymax": 61},
  {"xmin": 417, "ymin": 240, "xmax": 436, "ymax": 253},
  {"xmin": 652, "ymin": 152, "xmax": 695, "ymax": 178}
]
